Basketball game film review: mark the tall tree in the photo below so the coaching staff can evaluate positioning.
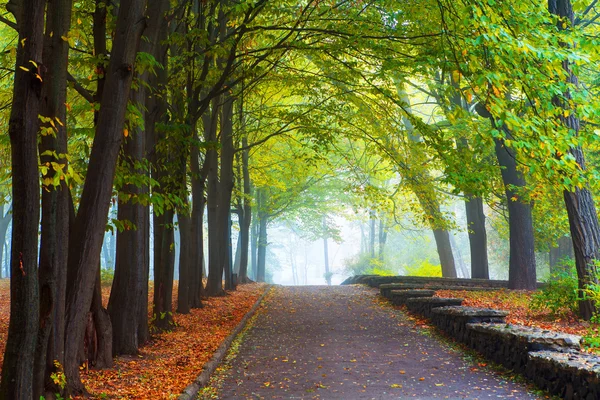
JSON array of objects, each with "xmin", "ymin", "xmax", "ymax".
[
  {"xmin": 34, "ymin": 0, "xmax": 73, "ymax": 394},
  {"xmin": 0, "ymin": 0, "xmax": 45, "ymax": 397},
  {"xmin": 549, "ymin": 0, "xmax": 600, "ymax": 320},
  {"xmin": 63, "ymin": 0, "xmax": 147, "ymax": 393}
]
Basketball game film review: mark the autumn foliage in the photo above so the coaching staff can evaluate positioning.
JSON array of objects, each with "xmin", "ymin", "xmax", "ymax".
[{"xmin": 0, "ymin": 279, "xmax": 267, "ymax": 398}]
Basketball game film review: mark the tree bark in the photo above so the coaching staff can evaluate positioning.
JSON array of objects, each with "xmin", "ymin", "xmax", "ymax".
[
  {"xmin": 250, "ymin": 203, "xmax": 259, "ymax": 281},
  {"xmin": 221, "ymin": 95, "xmax": 235, "ymax": 291},
  {"xmin": 90, "ymin": 267, "xmax": 112, "ymax": 369},
  {"xmin": 378, "ymin": 215, "xmax": 388, "ymax": 261},
  {"xmin": 549, "ymin": 0, "xmax": 600, "ymax": 320},
  {"xmin": 205, "ymin": 97, "xmax": 225, "ymax": 296},
  {"xmin": 108, "ymin": 0, "xmax": 166, "ymax": 352},
  {"xmin": 238, "ymin": 137, "xmax": 252, "ymax": 283},
  {"xmin": 257, "ymin": 215, "xmax": 268, "ymax": 283},
  {"xmin": 465, "ymin": 195, "xmax": 489, "ymax": 279},
  {"xmin": 177, "ymin": 213, "xmax": 192, "ymax": 314},
  {"xmin": 0, "ymin": 0, "xmax": 45, "ymax": 396},
  {"xmin": 153, "ymin": 209, "xmax": 176, "ymax": 330},
  {"xmin": 493, "ymin": 132, "xmax": 537, "ymax": 289},
  {"xmin": 414, "ymin": 193, "xmax": 457, "ymax": 278},
  {"xmin": 369, "ymin": 212, "xmax": 376, "ymax": 259},
  {"xmin": 63, "ymin": 0, "xmax": 146, "ymax": 394},
  {"xmin": 34, "ymin": 0, "xmax": 72, "ymax": 395}
]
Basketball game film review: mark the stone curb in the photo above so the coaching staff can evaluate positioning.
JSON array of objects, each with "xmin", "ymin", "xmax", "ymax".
[{"xmin": 178, "ymin": 285, "xmax": 272, "ymax": 400}]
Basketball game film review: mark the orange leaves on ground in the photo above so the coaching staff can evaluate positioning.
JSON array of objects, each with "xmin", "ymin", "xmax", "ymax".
[
  {"xmin": 435, "ymin": 289, "xmax": 587, "ymax": 336},
  {"xmin": 80, "ymin": 282, "xmax": 267, "ymax": 398},
  {"xmin": 0, "ymin": 278, "xmax": 266, "ymax": 398}
]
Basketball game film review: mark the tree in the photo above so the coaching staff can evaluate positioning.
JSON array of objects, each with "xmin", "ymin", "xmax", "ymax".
[
  {"xmin": 0, "ymin": 0, "xmax": 45, "ymax": 396},
  {"xmin": 63, "ymin": 0, "xmax": 147, "ymax": 393},
  {"xmin": 549, "ymin": 0, "xmax": 600, "ymax": 320}
]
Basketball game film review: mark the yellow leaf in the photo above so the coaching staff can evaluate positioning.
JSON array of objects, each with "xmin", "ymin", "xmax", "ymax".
[
  {"xmin": 19, "ymin": 66, "xmax": 29, "ymax": 72},
  {"xmin": 390, "ymin": 384, "xmax": 403, "ymax": 388},
  {"xmin": 563, "ymin": 110, "xmax": 569, "ymax": 118},
  {"xmin": 124, "ymin": 129, "xmax": 129, "ymax": 138},
  {"xmin": 264, "ymin": 382, "xmax": 270, "ymax": 387}
]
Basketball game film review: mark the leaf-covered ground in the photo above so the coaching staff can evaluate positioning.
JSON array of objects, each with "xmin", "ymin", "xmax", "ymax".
[
  {"xmin": 435, "ymin": 289, "xmax": 587, "ymax": 336},
  {"xmin": 0, "ymin": 279, "xmax": 267, "ymax": 398}
]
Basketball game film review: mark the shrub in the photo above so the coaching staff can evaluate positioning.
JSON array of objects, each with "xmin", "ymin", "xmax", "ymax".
[
  {"xmin": 404, "ymin": 260, "xmax": 442, "ymax": 277},
  {"xmin": 530, "ymin": 262, "xmax": 578, "ymax": 317},
  {"xmin": 100, "ymin": 267, "xmax": 114, "ymax": 286}
]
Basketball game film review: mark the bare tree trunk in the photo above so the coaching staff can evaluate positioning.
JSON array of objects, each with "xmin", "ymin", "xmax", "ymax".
[
  {"xmin": 323, "ymin": 217, "xmax": 331, "ymax": 285},
  {"xmin": 369, "ymin": 212, "xmax": 376, "ymax": 259},
  {"xmin": 89, "ymin": 267, "xmax": 112, "ymax": 369},
  {"xmin": 493, "ymin": 133, "xmax": 536, "ymax": 289},
  {"xmin": 34, "ymin": 0, "xmax": 72, "ymax": 395},
  {"xmin": 177, "ymin": 213, "xmax": 191, "ymax": 314},
  {"xmin": 250, "ymin": 205, "xmax": 258, "ymax": 281},
  {"xmin": 221, "ymin": 95, "xmax": 235, "ymax": 291},
  {"xmin": 153, "ymin": 209, "xmax": 176, "ymax": 330},
  {"xmin": 0, "ymin": 0, "xmax": 45, "ymax": 396},
  {"xmin": 63, "ymin": 1, "xmax": 146, "ymax": 394},
  {"xmin": 465, "ymin": 195, "xmax": 489, "ymax": 279},
  {"xmin": 206, "ymin": 97, "xmax": 224, "ymax": 296},
  {"xmin": 475, "ymin": 103, "xmax": 537, "ymax": 289},
  {"xmin": 378, "ymin": 216, "xmax": 387, "ymax": 261},
  {"xmin": 257, "ymin": 216, "xmax": 268, "ymax": 283}
]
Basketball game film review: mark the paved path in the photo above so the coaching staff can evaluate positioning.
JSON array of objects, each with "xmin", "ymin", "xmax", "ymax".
[{"xmin": 214, "ymin": 286, "xmax": 541, "ymax": 399}]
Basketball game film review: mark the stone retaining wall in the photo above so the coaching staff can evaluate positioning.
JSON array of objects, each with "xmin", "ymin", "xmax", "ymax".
[
  {"xmin": 345, "ymin": 274, "xmax": 546, "ymax": 289},
  {"xmin": 373, "ymin": 286, "xmax": 595, "ymax": 399}
]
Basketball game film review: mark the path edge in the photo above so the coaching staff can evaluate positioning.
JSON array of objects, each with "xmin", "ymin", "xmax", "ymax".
[{"xmin": 178, "ymin": 285, "xmax": 272, "ymax": 400}]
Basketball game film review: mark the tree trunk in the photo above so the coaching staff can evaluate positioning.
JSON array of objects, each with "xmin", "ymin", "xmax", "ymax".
[
  {"xmin": 34, "ymin": 0, "xmax": 72, "ymax": 395},
  {"xmin": 108, "ymin": 0, "xmax": 166, "ymax": 354},
  {"xmin": 465, "ymin": 195, "xmax": 489, "ymax": 279},
  {"xmin": 432, "ymin": 229, "xmax": 457, "ymax": 278},
  {"xmin": 0, "ymin": 0, "xmax": 45, "ymax": 397},
  {"xmin": 369, "ymin": 212, "xmax": 376, "ymax": 259},
  {"xmin": 221, "ymin": 95, "xmax": 235, "ymax": 291},
  {"xmin": 109, "ymin": 189, "xmax": 146, "ymax": 354},
  {"xmin": 153, "ymin": 210, "xmax": 176, "ymax": 330},
  {"xmin": 89, "ymin": 267, "xmax": 112, "ymax": 369},
  {"xmin": 548, "ymin": 0, "xmax": 600, "ymax": 320},
  {"xmin": 415, "ymin": 194, "xmax": 457, "ymax": 278},
  {"xmin": 323, "ymin": 217, "xmax": 331, "ymax": 286},
  {"xmin": 177, "ymin": 213, "xmax": 191, "ymax": 314},
  {"xmin": 238, "ymin": 102, "xmax": 252, "ymax": 284},
  {"xmin": 493, "ymin": 134, "xmax": 536, "ymax": 289},
  {"xmin": 63, "ymin": 0, "xmax": 146, "ymax": 394},
  {"xmin": 205, "ymin": 97, "xmax": 224, "ymax": 296},
  {"xmin": 257, "ymin": 215, "xmax": 268, "ymax": 283},
  {"xmin": 378, "ymin": 216, "xmax": 387, "ymax": 261},
  {"xmin": 250, "ymin": 205, "xmax": 259, "ymax": 281}
]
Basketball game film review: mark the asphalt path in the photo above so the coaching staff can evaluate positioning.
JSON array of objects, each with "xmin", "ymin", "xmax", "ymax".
[{"xmin": 214, "ymin": 285, "xmax": 542, "ymax": 399}]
